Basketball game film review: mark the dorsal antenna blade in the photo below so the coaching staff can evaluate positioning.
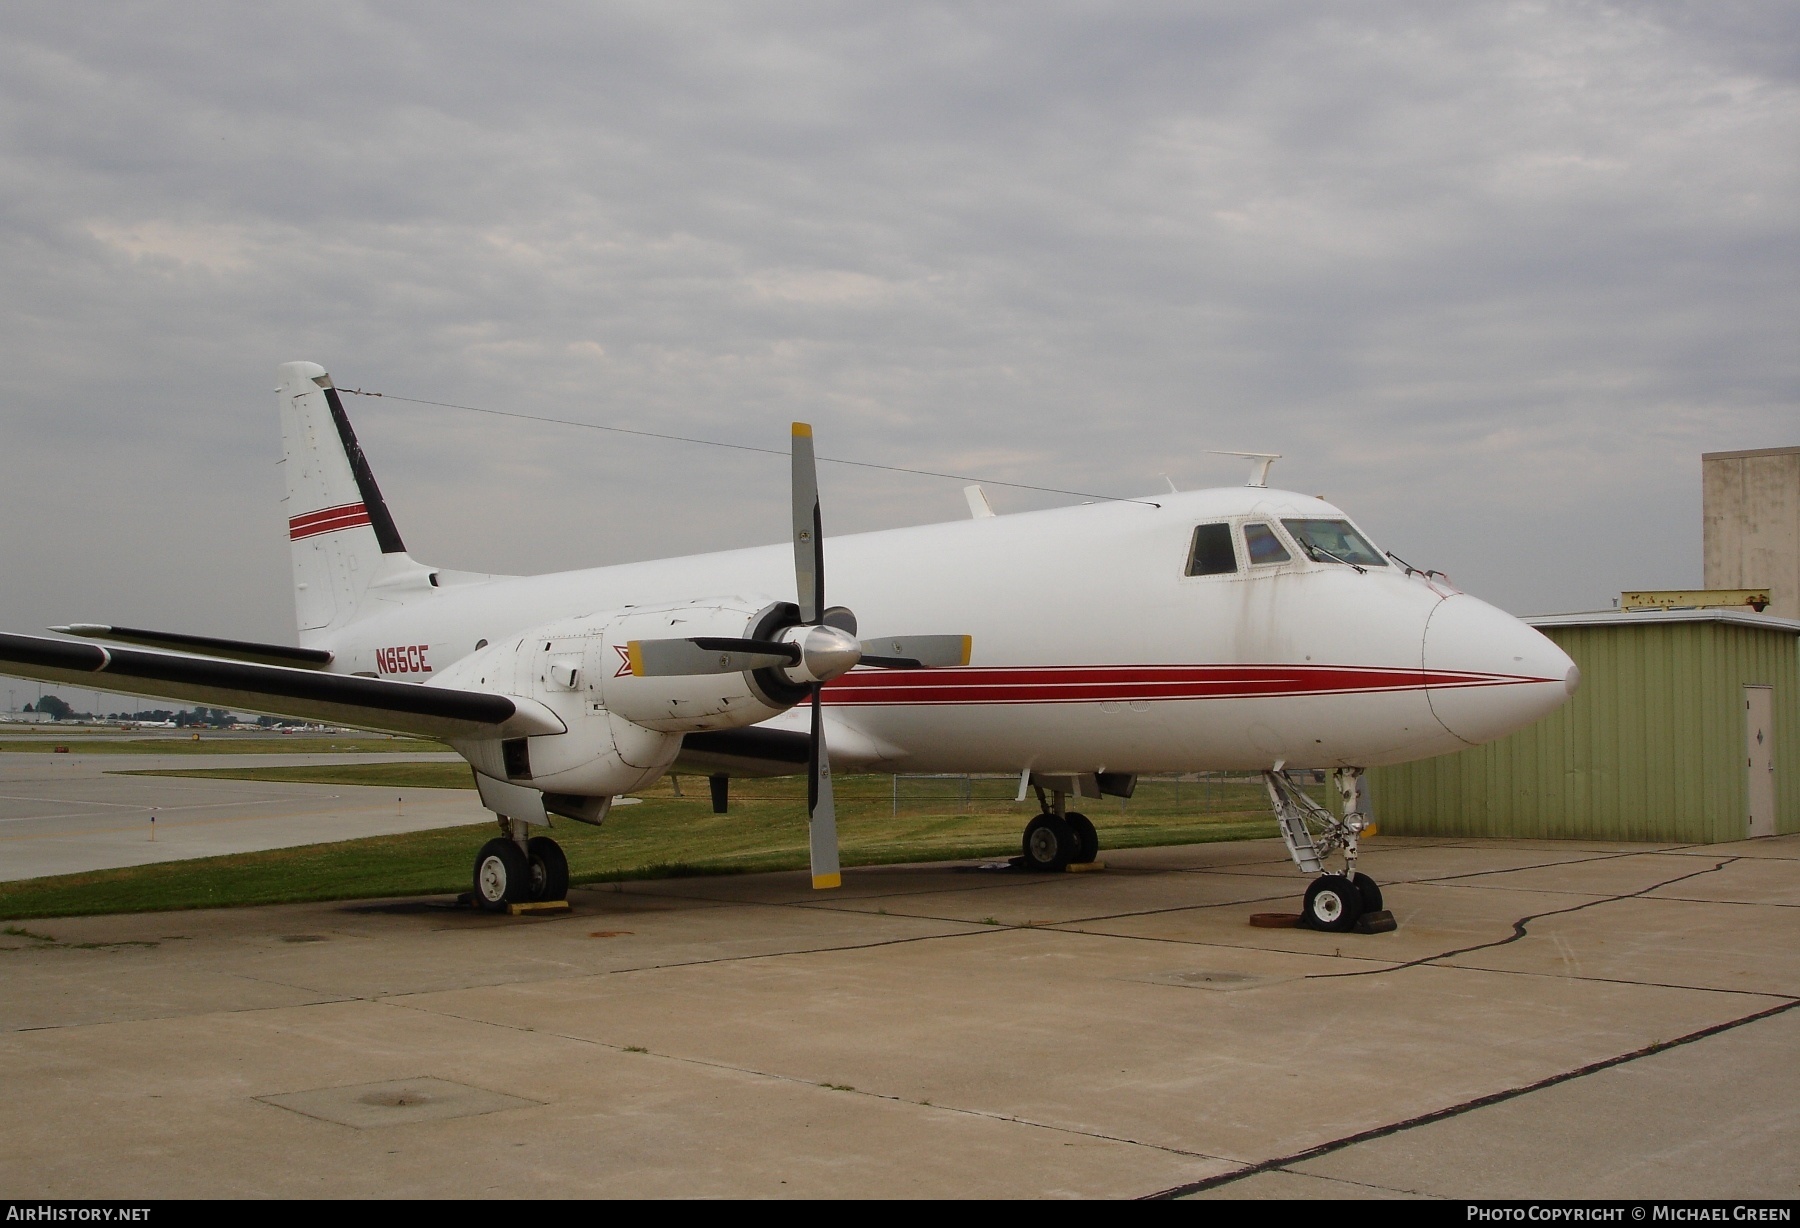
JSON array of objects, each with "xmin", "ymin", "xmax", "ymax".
[{"xmin": 1202, "ymin": 449, "xmax": 1282, "ymax": 488}]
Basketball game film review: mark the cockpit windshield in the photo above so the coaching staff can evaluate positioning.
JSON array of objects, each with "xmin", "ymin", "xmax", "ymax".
[{"xmin": 1280, "ymin": 519, "xmax": 1387, "ymax": 567}]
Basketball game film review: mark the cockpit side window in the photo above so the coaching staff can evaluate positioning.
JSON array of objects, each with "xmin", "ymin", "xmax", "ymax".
[
  {"xmin": 1281, "ymin": 519, "xmax": 1388, "ymax": 567},
  {"xmin": 1186, "ymin": 523, "xmax": 1238, "ymax": 576},
  {"xmin": 1243, "ymin": 522, "xmax": 1291, "ymax": 565}
]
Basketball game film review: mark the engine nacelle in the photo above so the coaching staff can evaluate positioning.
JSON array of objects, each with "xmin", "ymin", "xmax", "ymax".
[{"xmin": 431, "ymin": 597, "xmax": 800, "ymax": 801}]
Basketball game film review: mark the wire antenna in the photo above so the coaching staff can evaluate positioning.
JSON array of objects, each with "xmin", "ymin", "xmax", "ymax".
[{"xmin": 339, "ymin": 388, "xmax": 1160, "ymax": 507}]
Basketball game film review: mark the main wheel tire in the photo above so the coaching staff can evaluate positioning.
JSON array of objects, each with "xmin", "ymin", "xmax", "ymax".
[
  {"xmin": 528, "ymin": 836, "xmax": 570, "ymax": 902},
  {"xmin": 472, "ymin": 838, "xmax": 530, "ymax": 912},
  {"xmin": 1065, "ymin": 812, "xmax": 1099, "ymax": 864},
  {"xmin": 1302, "ymin": 874, "xmax": 1365, "ymax": 932},
  {"xmin": 1022, "ymin": 815, "xmax": 1076, "ymax": 872},
  {"xmin": 1351, "ymin": 872, "xmax": 1383, "ymax": 914}
]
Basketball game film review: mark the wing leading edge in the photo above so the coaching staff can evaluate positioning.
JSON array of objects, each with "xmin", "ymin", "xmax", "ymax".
[
  {"xmin": 51, "ymin": 624, "xmax": 334, "ymax": 668},
  {"xmin": 0, "ymin": 633, "xmax": 559, "ymax": 741}
]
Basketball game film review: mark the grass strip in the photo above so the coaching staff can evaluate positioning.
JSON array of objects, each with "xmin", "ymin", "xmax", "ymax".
[
  {"xmin": 0, "ymin": 773, "xmax": 1282, "ymax": 919},
  {"xmin": 125, "ymin": 762, "xmax": 471, "ymax": 788},
  {"xmin": 0, "ymin": 737, "xmax": 447, "ymax": 756}
]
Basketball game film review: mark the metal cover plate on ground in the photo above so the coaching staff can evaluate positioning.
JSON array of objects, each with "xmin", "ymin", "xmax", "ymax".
[{"xmin": 258, "ymin": 1078, "xmax": 539, "ymax": 1129}]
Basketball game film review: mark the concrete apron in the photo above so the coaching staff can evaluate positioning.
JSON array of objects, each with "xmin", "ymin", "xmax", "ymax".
[{"xmin": 0, "ymin": 834, "xmax": 1795, "ymax": 1199}]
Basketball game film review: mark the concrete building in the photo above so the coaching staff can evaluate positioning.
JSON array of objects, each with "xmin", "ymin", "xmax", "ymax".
[
  {"xmin": 1369, "ymin": 609, "xmax": 1797, "ymax": 843},
  {"xmin": 1705, "ymin": 445, "xmax": 1800, "ymax": 620}
]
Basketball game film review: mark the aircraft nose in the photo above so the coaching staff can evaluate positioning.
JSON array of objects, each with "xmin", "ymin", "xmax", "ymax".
[{"xmin": 1422, "ymin": 595, "xmax": 1577, "ymax": 745}]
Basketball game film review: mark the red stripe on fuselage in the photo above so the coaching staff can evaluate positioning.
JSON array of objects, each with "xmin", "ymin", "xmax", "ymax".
[
  {"xmin": 820, "ymin": 664, "xmax": 1553, "ymax": 706},
  {"xmin": 289, "ymin": 503, "xmax": 372, "ymax": 540}
]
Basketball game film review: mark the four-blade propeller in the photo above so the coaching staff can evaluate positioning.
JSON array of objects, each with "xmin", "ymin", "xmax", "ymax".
[{"xmin": 627, "ymin": 422, "xmax": 972, "ymax": 889}]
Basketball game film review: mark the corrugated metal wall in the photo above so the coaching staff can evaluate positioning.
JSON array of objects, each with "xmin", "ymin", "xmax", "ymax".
[{"xmin": 1370, "ymin": 621, "xmax": 1798, "ymax": 842}]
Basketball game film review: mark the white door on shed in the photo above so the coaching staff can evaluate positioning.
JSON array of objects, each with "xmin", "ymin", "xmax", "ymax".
[{"xmin": 1745, "ymin": 685, "xmax": 1776, "ymax": 839}]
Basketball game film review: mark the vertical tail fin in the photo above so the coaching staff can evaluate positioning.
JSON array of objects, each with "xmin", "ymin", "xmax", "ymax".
[{"xmin": 277, "ymin": 362, "xmax": 426, "ymax": 638}]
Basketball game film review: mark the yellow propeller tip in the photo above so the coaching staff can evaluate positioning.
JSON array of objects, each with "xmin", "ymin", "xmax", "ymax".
[
  {"xmin": 792, "ymin": 422, "xmax": 813, "ymax": 438},
  {"xmin": 626, "ymin": 641, "xmax": 646, "ymax": 677},
  {"xmin": 811, "ymin": 872, "xmax": 842, "ymax": 890}
]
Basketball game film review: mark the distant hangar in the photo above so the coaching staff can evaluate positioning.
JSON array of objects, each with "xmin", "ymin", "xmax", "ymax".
[
  {"xmin": 1371, "ymin": 608, "xmax": 1796, "ymax": 843},
  {"xmin": 1370, "ymin": 444, "xmax": 1797, "ymax": 844}
]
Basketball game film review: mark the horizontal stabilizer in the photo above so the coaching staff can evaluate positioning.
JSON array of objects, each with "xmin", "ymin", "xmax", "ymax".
[
  {"xmin": 52, "ymin": 624, "xmax": 333, "ymax": 669},
  {"xmin": 0, "ymin": 632, "xmax": 560, "ymax": 741}
]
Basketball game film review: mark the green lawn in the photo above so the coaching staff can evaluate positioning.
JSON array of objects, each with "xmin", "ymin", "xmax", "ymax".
[
  {"xmin": 126, "ymin": 761, "xmax": 471, "ymax": 788},
  {"xmin": 0, "ymin": 772, "xmax": 1292, "ymax": 920},
  {"xmin": 0, "ymin": 736, "xmax": 447, "ymax": 756}
]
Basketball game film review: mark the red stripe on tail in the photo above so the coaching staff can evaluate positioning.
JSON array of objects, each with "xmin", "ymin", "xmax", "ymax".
[{"xmin": 289, "ymin": 503, "xmax": 372, "ymax": 541}]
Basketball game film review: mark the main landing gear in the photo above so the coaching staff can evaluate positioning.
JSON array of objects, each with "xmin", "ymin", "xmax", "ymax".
[
  {"xmin": 1265, "ymin": 766, "xmax": 1396, "ymax": 934},
  {"xmin": 1020, "ymin": 787, "xmax": 1099, "ymax": 872},
  {"xmin": 471, "ymin": 816, "xmax": 569, "ymax": 912}
]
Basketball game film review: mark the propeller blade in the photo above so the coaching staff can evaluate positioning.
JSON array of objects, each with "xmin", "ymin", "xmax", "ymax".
[
  {"xmin": 857, "ymin": 635, "xmax": 972, "ymax": 669},
  {"xmin": 807, "ymin": 684, "xmax": 841, "ymax": 889},
  {"xmin": 628, "ymin": 637, "xmax": 800, "ymax": 677},
  {"xmin": 792, "ymin": 422, "xmax": 825, "ymax": 624}
]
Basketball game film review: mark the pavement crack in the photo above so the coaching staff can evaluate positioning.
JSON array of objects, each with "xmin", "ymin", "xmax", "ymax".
[
  {"xmin": 793, "ymin": 886, "xmax": 1305, "ymax": 932},
  {"xmin": 1140, "ymin": 996, "xmax": 1800, "ymax": 1199},
  {"xmin": 374, "ymin": 995, "xmax": 1235, "ymax": 1164},
  {"xmin": 1264, "ymin": 1167, "xmax": 1442, "ymax": 1198},
  {"xmin": 1400, "ymin": 848, "xmax": 1682, "ymax": 887},
  {"xmin": 1422, "ymin": 960, "xmax": 1798, "ymax": 1002},
  {"xmin": 1304, "ymin": 857, "xmax": 1744, "ymax": 982}
]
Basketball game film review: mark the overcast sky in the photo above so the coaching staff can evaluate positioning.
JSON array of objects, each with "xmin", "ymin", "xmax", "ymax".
[{"xmin": 2, "ymin": 1, "xmax": 1795, "ymax": 676}]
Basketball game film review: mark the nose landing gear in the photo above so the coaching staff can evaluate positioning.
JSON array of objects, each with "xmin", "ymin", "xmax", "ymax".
[
  {"xmin": 1266, "ymin": 766, "xmax": 1396, "ymax": 934},
  {"xmin": 1019, "ymin": 784, "xmax": 1100, "ymax": 871}
]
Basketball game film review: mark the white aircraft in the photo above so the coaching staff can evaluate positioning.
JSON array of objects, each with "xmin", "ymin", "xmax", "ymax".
[{"xmin": 0, "ymin": 362, "xmax": 1577, "ymax": 930}]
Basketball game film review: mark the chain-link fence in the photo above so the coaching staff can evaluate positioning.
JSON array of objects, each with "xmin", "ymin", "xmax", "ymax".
[{"xmin": 886, "ymin": 771, "xmax": 1333, "ymax": 820}]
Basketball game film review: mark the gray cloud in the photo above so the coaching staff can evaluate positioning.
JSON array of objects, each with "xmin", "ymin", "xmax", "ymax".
[{"xmin": 1, "ymin": 1, "xmax": 1794, "ymax": 649}]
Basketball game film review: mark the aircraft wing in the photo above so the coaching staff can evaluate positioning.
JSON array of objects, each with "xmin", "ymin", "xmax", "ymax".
[
  {"xmin": 675, "ymin": 706, "xmax": 898, "ymax": 777},
  {"xmin": 0, "ymin": 632, "xmax": 560, "ymax": 741},
  {"xmin": 677, "ymin": 726, "xmax": 813, "ymax": 776},
  {"xmin": 50, "ymin": 624, "xmax": 334, "ymax": 668}
]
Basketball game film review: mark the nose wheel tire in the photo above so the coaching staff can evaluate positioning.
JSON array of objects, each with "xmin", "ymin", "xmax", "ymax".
[
  {"xmin": 1022, "ymin": 814, "xmax": 1076, "ymax": 872},
  {"xmin": 472, "ymin": 838, "xmax": 531, "ymax": 912},
  {"xmin": 1302, "ymin": 874, "xmax": 1365, "ymax": 932},
  {"xmin": 1065, "ymin": 812, "xmax": 1099, "ymax": 864},
  {"xmin": 527, "ymin": 836, "xmax": 570, "ymax": 902},
  {"xmin": 1351, "ymin": 872, "xmax": 1383, "ymax": 914}
]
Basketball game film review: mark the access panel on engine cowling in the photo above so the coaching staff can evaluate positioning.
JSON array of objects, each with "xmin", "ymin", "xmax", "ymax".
[{"xmin": 593, "ymin": 598, "xmax": 793, "ymax": 733}]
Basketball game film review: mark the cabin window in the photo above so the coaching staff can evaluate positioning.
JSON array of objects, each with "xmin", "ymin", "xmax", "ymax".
[
  {"xmin": 1186, "ymin": 523, "xmax": 1238, "ymax": 576},
  {"xmin": 1243, "ymin": 522, "xmax": 1291, "ymax": 564},
  {"xmin": 1281, "ymin": 519, "xmax": 1387, "ymax": 567}
]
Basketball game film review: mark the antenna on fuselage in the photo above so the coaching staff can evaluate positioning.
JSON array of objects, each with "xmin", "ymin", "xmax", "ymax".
[{"xmin": 1203, "ymin": 450, "xmax": 1283, "ymax": 488}]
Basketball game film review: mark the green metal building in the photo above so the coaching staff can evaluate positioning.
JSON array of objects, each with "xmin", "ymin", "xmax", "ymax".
[{"xmin": 1370, "ymin": 609, "xmax": 1797, "ymax": 842}]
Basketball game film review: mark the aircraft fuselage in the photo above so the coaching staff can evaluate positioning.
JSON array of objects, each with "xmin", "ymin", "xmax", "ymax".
[{"xmin": 322, "ymin": 486, "xmax": 1575, "ymax": 775}]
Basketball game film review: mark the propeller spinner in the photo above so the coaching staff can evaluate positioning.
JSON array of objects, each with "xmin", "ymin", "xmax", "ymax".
[{"xmin": 627, "ymin": 422, "xmax": 972, "ymax": 889}]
